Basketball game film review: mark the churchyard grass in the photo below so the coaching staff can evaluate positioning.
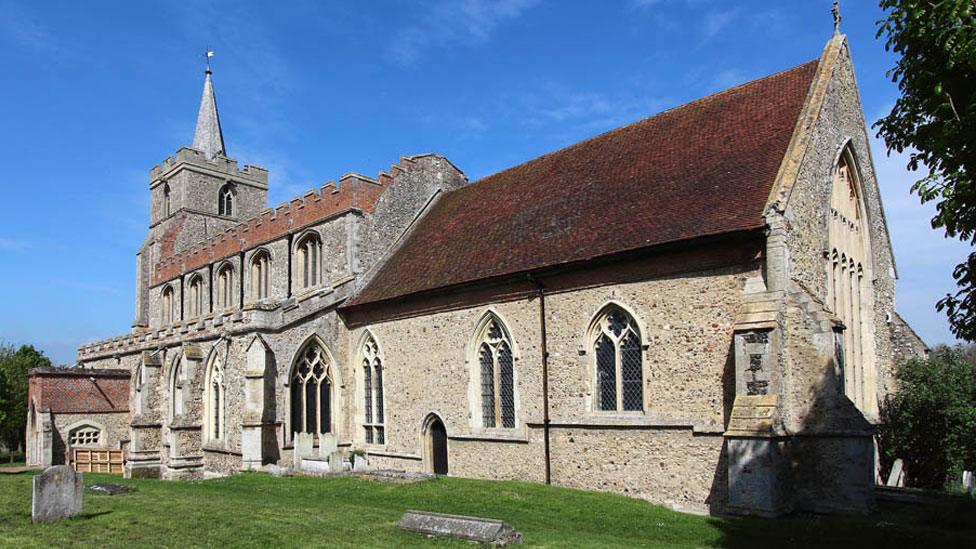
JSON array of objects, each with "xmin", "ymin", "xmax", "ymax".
[{"xmin": 0, "ymin": 470, "xmax": 972, "ymax": 548}]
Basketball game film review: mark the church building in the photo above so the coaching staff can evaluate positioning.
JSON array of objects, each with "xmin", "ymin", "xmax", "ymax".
[{"xmin": 26, "ymin": 31, "xmax": 926, "ymax": 516}]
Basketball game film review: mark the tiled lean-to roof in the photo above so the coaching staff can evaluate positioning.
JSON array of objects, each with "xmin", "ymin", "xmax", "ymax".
[{"xmin": 347, "ymin": 60, "xmax": 820, "ymax": 308}]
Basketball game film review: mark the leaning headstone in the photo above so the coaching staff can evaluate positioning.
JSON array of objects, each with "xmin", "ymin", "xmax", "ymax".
[
  {"xmin": 886, "ymin": 459, "xmax": 904, "ymax": 487},
  {"xmin": 292, "ymin": 433, "xmax": 314, "ymax": 468},
  {"xmin": 32, "ymin": 466, "xmax": 84, "ymax": 523},
  {"xmin": 962, "ymin": 470, "xmax": 974, "ymax": 493},
  {"xmin": 398, "ymin": 510, "xmax": 521, "ymax": 546}
]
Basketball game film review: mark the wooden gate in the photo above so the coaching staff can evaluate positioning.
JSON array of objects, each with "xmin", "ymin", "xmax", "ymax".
[{"xmin": 72, "ymin": 449, "xmax": 124, "ymax": 474}]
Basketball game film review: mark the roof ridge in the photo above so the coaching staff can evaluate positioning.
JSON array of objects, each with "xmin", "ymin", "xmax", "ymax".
[{"xmin": 466, "ymin": 59, "xmax": 820, "ymax": 188}]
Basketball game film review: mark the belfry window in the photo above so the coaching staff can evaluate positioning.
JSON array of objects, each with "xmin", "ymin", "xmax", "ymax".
[
  {"xmin": 297, "ymin": 233, "xmax": 322, "ymax": 290},
  {"xmin": 205, "ymin": 355, "xmax": 225, "ymax": 442},
  {"xmin": 250, "ymin": 250, "xmax": 271, "ymax": 301},
  {"xmin": 290, "ymin": 343, "xmax": 333, "ymax": 438},
  {"xmin": 591, "ymin": 305, "xmax": 643, "ymax": 412},
  {"xmin": 216, "ymin": 264, "xmax": 234, "ymax": 311},
  {"xmin": 188, "ymin": 275, "xmax": 204, "ymax": 318},
  {"xmin": 218, "ymin": 183, "xmax": 234, "ymax": 216},
  {"xmin": 362, "ymin": 334, "xmax": 385, "ymax": 444},
  {"xmin": 475, "ymin": 315, "xmax": 516, "ymax": 429},
  {"xmin": 162, "ymin": 182, "xmax": 171, "ymax": 217},
  {"xmin": 161, "ymin": 286, "xmax": 175, "ymax": 325}
]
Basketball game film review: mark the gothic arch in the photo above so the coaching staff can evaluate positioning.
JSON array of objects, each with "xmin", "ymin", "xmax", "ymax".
[
  {"xmin": 203, "ymin": 348, "xmax": 226, "ymax": 443},
  {"xmin": 467, "ymin": 310, "xmax": 519, "ymax": 430},
  {"xmin": 826, "ymin": 142, "xmax": 878, "ymax": 415},
  {"xmin": 357, "ymin": 329, "xmax": 386, "ymax": 445},
  {"xmin": 286, "ymin": 333, "xmax": 340, "ymax": 441},
  {"xmin": 585, "ymin": 302, "xmax": 646, "ymax": 414}
]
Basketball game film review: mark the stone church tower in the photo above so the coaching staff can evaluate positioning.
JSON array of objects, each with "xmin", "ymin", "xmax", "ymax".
[{"xmin": 132, "ymin": 67, "xmax": 268, "ymax": 329}]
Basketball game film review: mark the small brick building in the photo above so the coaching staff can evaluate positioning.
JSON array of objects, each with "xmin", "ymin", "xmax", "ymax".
[{"xmin": 26, "ymin": 367, "xmax": 130, "ymax": 467}]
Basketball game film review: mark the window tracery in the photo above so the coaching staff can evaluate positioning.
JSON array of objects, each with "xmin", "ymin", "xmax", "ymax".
[
  {"xmin": 290, "ymin": 343, "xmax": 333, "ymax": 438},
  {"xmin": 362, "ymin": 334, "xmax": 385, "ymax": 444},
  {"xmin": 476, "ymin": 316, "xmax": 515, "ymax": 428},
  {"xmin": 592, "ymin": 306, "xmax": 643, "ymax": 412}
]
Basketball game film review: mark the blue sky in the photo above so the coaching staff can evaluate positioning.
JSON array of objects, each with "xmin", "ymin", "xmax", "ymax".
[{"xmin": 0, "ymin": 0, "xmax": 967, "ymax": 365}]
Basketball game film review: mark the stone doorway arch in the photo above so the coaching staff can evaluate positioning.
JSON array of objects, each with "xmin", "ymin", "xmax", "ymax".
[{"xmin": 423, "ymin": 414, "xmax": 449, "ymax": 475}]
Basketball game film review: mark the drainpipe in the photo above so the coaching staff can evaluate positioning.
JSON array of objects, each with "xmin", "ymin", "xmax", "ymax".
[
  {"xmin": 287, "ymin": 233, "xmax": 294, "ymax": 298},
  {"xmin": 239, "ymin": 251, "xmax": 245, "ymax": 307},
  {"xmin": 528, "ymin": 274, "xmax": 551, "ymax": 485}
]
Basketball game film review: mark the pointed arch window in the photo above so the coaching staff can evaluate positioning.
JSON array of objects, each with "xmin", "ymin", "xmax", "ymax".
[
  {"xmin": 188, "ymin": 275, "xmax": 204, "ymax": 318},
  {"xmin": 170, "ymin": 357, "xmax": 184, "ymax": 419},
  {"xmin": 250, "ymin": 250, "xmax": 272, "ymax": 301},
  {"xmin": 362, "ymin": 334, "xmax": 385, "ymax": 444},
  {"xmin": 297, "ymin": 233, "xmax": 322, "ymax": 290},
  {"xmin": 161, "ymin": 285, "xmax": 176, "ymax": 325},
  {"xmin": 591, "ymin": 306, "xmax": 643, "ymax": 412},
  {"xmin": 205, "ymin": 355, "xmax": 225, "ymax": 442},
  {"xmin": 290, "ymin": 343, "xmax": 333, "ymax": 438},
  {"xmin": 826, "ymin": 148, "xmax": 874, "ymax": 411},
  {"xmin": 475, "ymin": 316, "xmax": 515, "ymax": 429},
  {"xmin": 216, "ymin": 263, "xmax": 234, "ymax": 311},
  {"xmin": 218, "ymin": 183, "xmax": 235, "ymax": 216}
]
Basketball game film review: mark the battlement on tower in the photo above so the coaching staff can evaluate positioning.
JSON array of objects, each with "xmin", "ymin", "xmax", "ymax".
[
  {"xmin": 150, "ymin": 154, "xmax": 458, "ymax": 286},
  {"xmin": 151, "ymin": 147, "xmax": 268, "ymax": 186}
]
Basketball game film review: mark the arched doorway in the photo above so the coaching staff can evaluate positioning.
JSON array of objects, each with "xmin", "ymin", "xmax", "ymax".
[{"xmin": 425, "ymin": 416, "xmax": 449, "ymax": 475}]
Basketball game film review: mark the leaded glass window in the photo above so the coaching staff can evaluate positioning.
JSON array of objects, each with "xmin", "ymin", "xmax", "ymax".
[
  {"xmin": 290, "ymin": 343, "xmax": 332, "ymax": 438},
  {"xmin": 476, "ymin": 316, "xmax": 516, "ymax": 429},
  {"xmin": 362, "ymin": 335, "xmax": 385, "ymax": 444},
  {"xmin": 592, "ymin": 306, "xmax": 644, "ymax": 412},
  {"xmin": 206, "ymin": 356, "xmax": 225, "ymax": 442},
  {"xmin": 218, "ymin": 183, "xmax": 234, "ymax": 216},
  {"xmin": 298, "ymin": 233, "xmax": 322, "ymax": 290}
]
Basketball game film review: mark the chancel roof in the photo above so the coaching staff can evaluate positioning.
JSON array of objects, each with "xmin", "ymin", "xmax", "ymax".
[{"xmin": 349, "ymin": 60, "xmax": 820, "ymax": 308}]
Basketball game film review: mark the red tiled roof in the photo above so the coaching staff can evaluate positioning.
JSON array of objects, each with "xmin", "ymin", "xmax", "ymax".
[{"xmin": 347, "ymin": 60, "xmax": 819, "ymax": 308}]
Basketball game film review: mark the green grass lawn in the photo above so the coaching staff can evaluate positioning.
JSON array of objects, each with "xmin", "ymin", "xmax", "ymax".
[{"xmin": 0, "ymin": 470, "xmax": 972, "ymax": 548}]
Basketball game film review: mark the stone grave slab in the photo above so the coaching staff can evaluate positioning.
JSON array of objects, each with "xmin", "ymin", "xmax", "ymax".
[
  {"xmin": 398, "ymin": 510, "xmax": 521, "ymax": 546},
  {"xmin": 32, "ymin": 466, "xmax": 84, "ymax": 523},
  {"xmin": 88, "ymin": 484, "xmax": 134, "ymax": 496}
]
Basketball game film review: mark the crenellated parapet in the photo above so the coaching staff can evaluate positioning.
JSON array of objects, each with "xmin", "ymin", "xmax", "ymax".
[
  {"xmin": 150, "ymin": 154, "xmax": 456, "ymax": 286},
  {"xmin": 151, "ymin": 147, "xmax": 268, "ymax": 186}
]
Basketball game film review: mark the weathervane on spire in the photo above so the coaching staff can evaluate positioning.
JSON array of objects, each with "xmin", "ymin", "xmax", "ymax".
[
  {"xmin": 832, "ymin": 1, "xmax": 841, "ymax": 34},
  {"xmin": 204, "ymin": 49, "xmax": 214, "ymax": 75}
]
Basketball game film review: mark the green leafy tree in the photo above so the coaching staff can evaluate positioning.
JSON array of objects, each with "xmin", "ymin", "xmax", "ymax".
[
  {"xmin": 878, "ymin": 345, "xmax": 976, "ymax": 488},
  {"xmin": 875, "ymin": 1, "xmax": 976, "ymax": 340},
  {"xmin": 0, "ymin": 344, "xmax": 51, "ymax": 456}
]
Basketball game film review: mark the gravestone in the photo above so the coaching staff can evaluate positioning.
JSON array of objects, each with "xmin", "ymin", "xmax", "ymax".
[
  {"xmin": 318, "ymin": 433, "xmax": 338, "ymax": 457},
  {"xmin": 963, "ymin": 470, "xmax": 974, "ymax": 493},
  {"xmin": 328, "ymin": 451, "xmax": 345, "ymax": 473},
  {"xmin": 32, "ymin": 466, "xmax": 84, "ymax": 523},
  {"xmin": 398, "ymin": 510, "xmax": 521, "ymax": 546},
  {"xmin": 886, "ymin": 459, "xmax": 904, "ymax": 487},
  {"xmin": 292, "ymin": 433, "xmax": 314, "ymax": 468},
  {"xmin": 353, "ymin": 454, "xmax": 368, "ymax": 472}
]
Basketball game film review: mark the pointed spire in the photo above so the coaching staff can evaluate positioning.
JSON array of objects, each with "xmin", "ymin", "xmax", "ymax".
[{"xmin": 192, "ymin": 51, "xmax": 226, "ymax": 159}]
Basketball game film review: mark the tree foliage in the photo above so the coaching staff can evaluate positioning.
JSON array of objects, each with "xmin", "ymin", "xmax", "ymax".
[
  {"xmin": 0, "ymin": 344, "xmax": 51, "ymax": 453},
  {"xmin": 875, "ymin": 0, "xmax": 976, "ymax": 340},
  {"xmin": 878, "ymin": 345, "xmax": 976, "ymax": 488}
]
